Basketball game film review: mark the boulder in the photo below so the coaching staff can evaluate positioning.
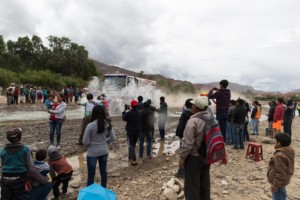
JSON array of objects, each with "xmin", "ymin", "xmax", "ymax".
[{"xmin": 163, "ymin": 188, "xmax": 177, "ymax": 200}]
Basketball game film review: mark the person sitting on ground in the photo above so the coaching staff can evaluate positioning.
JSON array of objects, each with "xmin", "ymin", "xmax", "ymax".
[
  {"xmin": 0, "ymin": 128, "xmax": 33, "ymax": 199},
  {"xmin": 122, "ymin": 100, "xmax": 141, "ymax": 166},
  {"xmin": 34, "ymin": 149, "xmax": 50, "ymax": 177},
  {"xmin": 83, "ymin": 105, "xmax": 116, "ymax": 187},
  {"xmin": 267, "ymin": 133, "xmax": 294, "ymax": 200},
  {"xmin": 77, "ymin": 93, "xmax": 97, "ymax": 145},
  {"xmin": 47, "ymin": 145, "xmax": 73, "ymax": 200}
]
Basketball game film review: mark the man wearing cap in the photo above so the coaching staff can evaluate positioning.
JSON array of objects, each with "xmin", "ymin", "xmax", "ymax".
[
  {"xmin": 122, "ymin": 100, "xmax": 142, "ymax": 166},
  {"xmin": 208, "ymin": 79, "xmax": 231, "ymax": 142},
  {"xmin": 179, "ymin": 96, "xmax": 212, "ymax": 200},
  {"xmin": 0, "ymin": 128, "xmax": 33, "ymax": 199},
  {"xmin": 175, "ymin": 98, "xmax": 193, "ymax": 178}
]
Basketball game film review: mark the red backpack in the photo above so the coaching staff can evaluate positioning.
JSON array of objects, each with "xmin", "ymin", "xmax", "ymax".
[{"xmin": 198, "ymin": 115, "xmax": 227, "ymax": 165}]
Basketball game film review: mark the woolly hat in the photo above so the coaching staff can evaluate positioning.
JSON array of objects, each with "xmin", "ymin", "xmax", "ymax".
[
  {"xmin": 6, "ymin": 128, "xmax": 22, "ymax": 143},
  {"xmin": 131, "ymin": 100, "xmax": 138, "ymax": 107},
  {"xmin": 47, "ymin": 145, "xmax": 58, "ymax": 155},
  {"xmin": 190, "ymin": 96, "xmax": 208, "ymax": 109}
]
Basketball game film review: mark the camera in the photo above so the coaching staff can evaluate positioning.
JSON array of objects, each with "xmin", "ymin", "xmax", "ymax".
[{"xmin": 124, "ymin": 104, "xmax": 130, "ymax": 110}]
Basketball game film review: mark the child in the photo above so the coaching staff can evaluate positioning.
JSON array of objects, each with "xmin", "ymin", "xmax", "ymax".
[
  {"xmin": 47, "ymin": 145, "xmax": 73, "ymax": 199},
  {"xmin": 267, "ymin": 133, "xmax": 295, "ymax": 200},
  {"xmin": 45, "ymin": 94, "xmax": 55, "ymax": 110},
  {"xmin": 0, "ymin": 128, "xmax": 33, "ymax": 199},
  {"xmin": 34, "ymin": 149, "xmax": 50, "ymax": 177}
]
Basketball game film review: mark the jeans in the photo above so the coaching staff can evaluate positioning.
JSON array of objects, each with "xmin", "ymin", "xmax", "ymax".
[
  {"xmin": 29, "ymin": 183, "xmax": 52, "ymax": 199},
  {"xmin": 251, "ymin": 118, "xmax": 259, "ymax": 134},
  {"xmin": 158, "ymin": 116, "xmax": 167, "ymax": 139},
  {"xmin": 1, "ymin": 176, "xmax": 28, "ymax": 200},
  {"xmin": 49, "ymin": 119, "xmax": 63, "ymax": 145},
  {"xmin": 244, "ymin": 121, "xmax": 249, "ymax": 141},
  {"xmin": 127, "ymin": 132, "xmax": 139, "ymax": 161},
  {"xmin": 272, "ymin": 187, "xmax": 286, "ymax": 200},
  {"xmin": 139, "ymin": 131, "xmax": 152, "ymax": 157},
  {"xmin": 184, "ymin": 155, "xmax": 210, "ymax": 200},
  {"xmin": 225, "ymin": 121, "xmax": 232, "ymax": 144},
  {"xmin": 87, "ymin": 154, "xmax": 108, "ymax": 187},
  {"xmin": 216, "ymin": 110, "xmax": 228, "ymax": 142},
  {"xmin": 233, "ymin": 124, "xmax": 244, "ymax": 149},
  {"xmin": 52, "ymin": 171, "xmax": 73, "ymax": 198}
]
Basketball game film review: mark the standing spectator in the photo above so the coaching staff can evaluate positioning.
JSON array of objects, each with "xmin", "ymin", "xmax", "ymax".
[
  {"xmin": 77, "ymin": 93, "xmax": 97, "ymax": 145},
  {"xmin": 0, "ymin": 128, "xmax": 33, "ymax": 200},
  {"xmin": 297, "ymin": 102, "xmax": 300, "ymax": 117},
  {"xmin": 175, "ymin": 98, "xmax": 193, "ymax": 178},
  {"xmin": 284, "ymin": 99, "xmax": 294, "ymax": 138},
  {"xmin": 226, "ymin": 100, "xmax": 236, "ymax": 145},
  {"xmin": 25, "ymin": 85, "xmax": 30, "ymax": 103},
  {"xmin": 179, "ymin": 96, "xmax": 211, "ymax": 200},
  {"xmin": 30, "ymin": 87, "xmax": 37, "ymax": 104},
  {"xmin": 267, "ymin": 133, "xmax": 294, "ymax": 200},
  {"xmin": 42, "ymin": 87, "xmax": 48, "ymax": 103},
  {"xmin": 250, "ymin": 101, "xmax": 261, "ymax": 135},
  {"xmin": 137, "ymin": 96, "xmax": 144, "ymax": 111},
  {"xmin": 36, "ymin": 87, "xmax": 43, "ymax": 104},
  {"xmin": 20, "ymin": 84, "xmax": 25, "ymax": 103},
  {"xmin": 267, "ymin": 101, "xmax": 276, "ymax": 137},
  {"xmin": 156, "ymin": 96, "xmax": 168, "ymax": 141},
  {"xmin": 146, "ymin": 99, "xmax": 156, "ymax": 140},
  {"xmin": 13, "ymin": 86, "xmax": 19, "ymax": 104},
  {"xmin": 83, "ymin": 105, "xmax": 116, "ymax": 187},
  {"xmin": 208, "ymin": 80, "xmax": 231, "ymax": 142},
  {"xmin": 122, "ymin": 100, "xmax": 141, "ymax": 166},
  {"xmin": 48, "ymin": 93, "xmax": 67, "ymax": 149},
  {"xmin": 231, "ymin": 99, "xmax": 247, "ymax": 150},
  {"xmin": 47, "ymin": 146, "xmax": 73, "ymax": 199},
  {"xmin": 244, "ymin": 102, "xmax": 251, "ymax": 141},
  {"xmin": 62, "ymin": 87, "xmax": 69, "ymax": 104},
  {"xmin": 139, "ymin": 102, "xmax": 154, "ymax": 159},
  {"xmin": 74, "ymin": 88, "xmax": 80, "ymax": 103},
  {"xmin": 272, "ymin": 98, "xmax": 285, "ymax": 138},
  {"xmin": 6, "ymin": 87, "xmax": 13, "ymax": 106},
  {"xmin": 99, "ymin": 94, "xmax": 110, "ymax": 114},
  {"xmin": 69, "ymin": 87, "xmax": 74, "ymax": 103}
]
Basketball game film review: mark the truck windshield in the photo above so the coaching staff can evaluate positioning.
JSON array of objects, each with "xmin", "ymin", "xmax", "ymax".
[{"xmin": 104, "ymin": 76, "xmax": 126, "ymax": 88}]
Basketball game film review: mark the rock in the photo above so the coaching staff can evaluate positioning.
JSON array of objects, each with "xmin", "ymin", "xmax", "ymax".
[
  {"xmin": 163, "ymin": 188, "xmax": 177, "ymax": 200},
  {"xmin": 70, "ymin": 183, "xmax": 81, "ymax": 189},
  {"xmin": 262, "ymin": 137, "xmax": 275, "ymax": 144},
  {"xmin": 171, "ymin": 184, "xmax": 180, "ymax": 193},
  {"xmin": 174, "ymin": 178, "xmax": 184, "ymax": 189},
  {"xmin": 222, "ymin": 190, "xmax": 229, "ymax": 195},
  {"xmin": 167, "ymin": 178, "xmax": 175, "ymax": 188},
  {"xmin": 177, "ymin": 190, "xmax": 184, "ymax": 198}
]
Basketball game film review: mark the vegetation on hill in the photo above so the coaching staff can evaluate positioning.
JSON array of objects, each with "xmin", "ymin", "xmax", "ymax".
[{"xmin": 0, "ymin": 35, "xmax": 98, "ymax": 90}]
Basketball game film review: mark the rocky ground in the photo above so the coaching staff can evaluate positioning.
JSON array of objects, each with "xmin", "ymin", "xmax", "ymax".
[{"xmin": 0, "ymin": 100, "xmax": 300, "ymax": 200}]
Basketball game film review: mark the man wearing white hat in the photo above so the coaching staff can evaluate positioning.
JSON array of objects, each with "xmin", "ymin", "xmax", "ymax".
[{"xmin": 179, "ymin": 96, "xmax": 212, "ymax": 200}]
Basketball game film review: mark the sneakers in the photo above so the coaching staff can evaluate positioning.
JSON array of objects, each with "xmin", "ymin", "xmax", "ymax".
[{"xmin": 131, "ymin": 161, "xmax": 138, "ymax": 166}]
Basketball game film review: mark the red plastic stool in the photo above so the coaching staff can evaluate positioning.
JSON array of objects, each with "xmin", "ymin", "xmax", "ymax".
[{"xmin": 245, "ymin": 142, "xmax": 263, "ymax": 162}]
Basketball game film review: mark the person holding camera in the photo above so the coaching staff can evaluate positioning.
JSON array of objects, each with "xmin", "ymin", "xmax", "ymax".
[
  {"xmin": 122, "ymin": 100, "xmax": 141, "ymax": 166},
  {"xmin": 208, "ymin": 80, "xmax": 231, "ymax": 142}
]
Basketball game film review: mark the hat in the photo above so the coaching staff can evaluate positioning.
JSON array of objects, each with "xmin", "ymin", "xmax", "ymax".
[
  {"xmin": 190, "ymin": 96, "xmax": 208, "ymax": 109},
  {"xmin": 131, "ymin": 100, "xmax": 138, "ymax": 107},
  {"xmin": 47, "ymin": 145, "xmax": 58, "ymax": 155},
  {"xmin": 7, "ymin": 128, "xmax": 22, "ymax": 143}
]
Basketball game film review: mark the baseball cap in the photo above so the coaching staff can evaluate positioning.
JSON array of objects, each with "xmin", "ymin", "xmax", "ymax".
[
  {"xmin": 190, "ymin": 96, "xmax": 208, "ymax": 109},
  {"xmin": 131, "ymin": 100, "xmax": 138, "ymax": 107},
  {"xmin": 6, "ymin": 128, "xmax": 22, "ymax": 143}
]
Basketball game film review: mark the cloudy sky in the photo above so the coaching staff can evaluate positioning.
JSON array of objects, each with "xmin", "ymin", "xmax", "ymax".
[{"xmin": 1, "ymin": 0, "xmax": 300, "ymax": 91}]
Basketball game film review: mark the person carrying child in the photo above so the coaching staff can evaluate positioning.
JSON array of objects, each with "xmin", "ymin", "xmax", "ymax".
[
  {"xmin": 0, "ymin": 128, "xmax": 33, "ymax": 200},
  {"xmin": 267, "ymin": 133, "xmax": 294, "ymax": 200},
  {"xmin": 47, "ymin": 145, "xmax": 73, "ymax": 200}
]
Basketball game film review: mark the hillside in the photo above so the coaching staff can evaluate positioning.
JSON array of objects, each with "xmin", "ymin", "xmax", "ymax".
[{"xmin": 94, "ymin": 60, "xmax": 264, "ymax": 94}]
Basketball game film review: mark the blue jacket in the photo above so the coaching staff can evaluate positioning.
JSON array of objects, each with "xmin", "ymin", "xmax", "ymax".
[{"xmin": 122, "ymin": 108, "xmax": 141, "ymax": 132}]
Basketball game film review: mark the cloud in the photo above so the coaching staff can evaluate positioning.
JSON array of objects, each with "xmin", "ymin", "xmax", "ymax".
[{"xmin": 1, "ymin": 0, "xmax": 300, "ymax": 91}]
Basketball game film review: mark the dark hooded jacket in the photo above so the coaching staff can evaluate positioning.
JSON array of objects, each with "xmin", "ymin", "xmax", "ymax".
[
  {"xmin": 122, "ymin": 108, "xmax": 141, "ymax": 132},
  {"xmin": 267, "ymin": 146, "xmax": 295, "ymax": 192},
  {"xmin": 208, "ymin": 89, "xmax": 231, "ymax": 113},
  {"xmin": 268, "ymin": 105, "xmax": 276, "ymax": 122},
  {"xmin": 284, "ymin": 100, "xmax": 294, "ymax": 121},
  {"xmin": 175, "ymin": 108, "xmax": 193, "ymax": 139}
]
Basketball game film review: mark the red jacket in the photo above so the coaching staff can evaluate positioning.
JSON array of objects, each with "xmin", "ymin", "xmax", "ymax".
[
  {"xmin": 273, "ymin": 104, "xmax": 284, "ymax": 122},
  {"xmin": 14, "ymin": 88, "xmax": 19, "ymax": 96}
]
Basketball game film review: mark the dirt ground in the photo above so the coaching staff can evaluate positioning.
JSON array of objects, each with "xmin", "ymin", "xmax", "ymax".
[{"xmin": 0, "ymin": 100, "xmax": 300, "ymax": 200}]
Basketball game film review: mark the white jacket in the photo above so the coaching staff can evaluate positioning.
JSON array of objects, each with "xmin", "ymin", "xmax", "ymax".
[{"xmin": 49, "ymin": 102, "xmax": 67, "ymax": 119}]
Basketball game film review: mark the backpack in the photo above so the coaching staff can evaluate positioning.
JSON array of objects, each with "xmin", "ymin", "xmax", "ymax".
[{"xmin": 198, "ymin": 115, "xmax": 227, "ymax": 165}]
